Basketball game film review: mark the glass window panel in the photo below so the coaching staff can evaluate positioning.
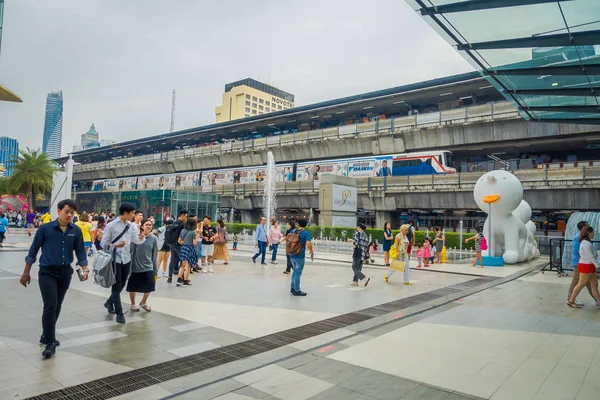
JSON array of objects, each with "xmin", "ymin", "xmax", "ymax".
[
  {"xmin": 495, "ymin": 75, "xmax": 600, "ymax": 91},
  {"xmin": 516, "ymin": 94, "xmax": 599, "ymax": 108},
  {"xmin": 561, "ymin": 0, "xmax": 600, "ymax": 34},
  {"xmin": 443, "ymin": 4, "xmax": 563, "ymax": 43},
  {"xmin": 528, "ymin": 110, "xmax": 600, "ymax": 120}
]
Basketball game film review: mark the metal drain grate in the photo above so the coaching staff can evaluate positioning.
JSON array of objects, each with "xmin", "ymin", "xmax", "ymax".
[{"xmin": 27, "ymin": 275, "xmax": 500, "ymax": 400}]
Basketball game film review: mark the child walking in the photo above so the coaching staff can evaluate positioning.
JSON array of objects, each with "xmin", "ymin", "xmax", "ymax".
[
  {"xmin": 233, "ymin": 233, "xmax": 238, "ymax": 250},
  {"xmin": 422, "ymin": 238, "xmax": 432, "ymax": 267},
  {"xmin": 415, "ymin": 244, "xmax": 424, "ymax": 268},
  {"xmin": 465, "ymin": 230, "xmax": 485, "ymax": 268}
]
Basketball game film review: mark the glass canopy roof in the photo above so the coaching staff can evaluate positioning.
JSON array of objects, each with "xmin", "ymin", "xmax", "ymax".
[{"xmin": 404, "ymin": 0, "xmax": 600, "ymax": 123}]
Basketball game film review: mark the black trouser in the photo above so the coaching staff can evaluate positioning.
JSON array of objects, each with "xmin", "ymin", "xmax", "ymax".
[
  {"xmin": 107, "ymin": 262, "xmax": 130, "ymax": 315},
  {"xmin": 168, "ymin": 245, "xmax": 181, "ymax": 278},
  {"xmin": 352, "ymin": 257, "xmax": 366, "ymax": 282},
  {"xmin": 38, "ymin": 266, "xmax": 73, "ymax": 342},
  {"xmin": 0, "ymin": 231, "xmax": 5, "ymax": 243},
  {"xmin": 285, "ymin": 254, "xmax": 293, "ymax": 273}
]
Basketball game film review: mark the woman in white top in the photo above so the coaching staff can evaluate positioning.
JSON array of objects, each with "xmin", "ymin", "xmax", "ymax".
[
  {"xmin": 385, "ymin": 224, "xmax": 411, "ymax": 285},
  {"xmin": 568, "ymin": 226, "xmax": 600, "ymax": 309}
]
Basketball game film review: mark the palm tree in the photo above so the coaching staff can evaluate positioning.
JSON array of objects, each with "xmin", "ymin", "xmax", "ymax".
[
  {"xmin": 0, "ymin": 177, "xmax": 14, "ymax": 196},
  {"xmin": 8, "ymin": 148, "xmax": 54, "ymax": 210}
]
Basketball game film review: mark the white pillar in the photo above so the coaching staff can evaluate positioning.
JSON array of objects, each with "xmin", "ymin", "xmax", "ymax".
[{"xmin": 49, "ymin": 155, "xmax": 74, "ymax": 218}]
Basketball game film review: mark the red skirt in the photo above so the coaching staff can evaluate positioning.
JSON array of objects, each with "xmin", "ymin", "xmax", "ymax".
[{"xmin": 578, "ymin": 263, "xmax": 596, "ymax": 274}]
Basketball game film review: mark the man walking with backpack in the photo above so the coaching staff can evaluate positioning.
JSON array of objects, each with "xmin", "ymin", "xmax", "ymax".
[
  {"xmin": 100, "ymin": 203, "xmax": 146, "ymax": 323},
  {"xmin": 165, "ymin": 210, "xmax": 188, "ymax": 283},
  {"xmin": 286, "ymin": 219, "xmax": 313, "ymax": 296}
]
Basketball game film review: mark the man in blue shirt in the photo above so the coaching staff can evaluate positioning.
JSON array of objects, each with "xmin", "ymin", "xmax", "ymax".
[
  {"xmin": 376, "ymin": 160, "xmax": 392, "ymax": 177},
  {"xmin": 0, "ymin": 213, "xmax": 9, "ymax": 248},
  {"xmin": 568, "ymin": 220, "xmax": 593, "ymax": 305},
  {"xmin": 21, "ymin": 199, "xmax": 88, "ymax": 358},
  {"xmin": 289, "ymin": 219, "xmax": 314, "ymax": 296},
  {"xmin": 252, "ymin": 217, "xmax": 269, "ymax": 265}
]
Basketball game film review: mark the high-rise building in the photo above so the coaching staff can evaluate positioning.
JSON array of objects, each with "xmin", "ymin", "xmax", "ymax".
[
  {"xmin": 0, "ymin": 136, "xmax": 18, "ymax": 177},
  {"xmin": 215, "ymin": 78, "xmax": 295, "ymax": 123},
  {"xmin": 42, "ymin": 91, "xmax": 63, "ymax": 159},
  {"xmin": 72, "ymin": 124, "xmax": 117, "ymax": 152},
  {"xmin": 80, "ymin": 123, "xmax": 99, "ymax": 148}
]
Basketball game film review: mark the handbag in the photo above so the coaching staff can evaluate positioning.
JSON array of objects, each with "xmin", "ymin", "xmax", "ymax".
[
  {"xmin": 389, "ymin": 246, "xmax": 398, "ymax": 260},
  {"xmin": 213, "ymin": 231, "xmax": 225, "ymax": 245},
  {"xmin": 390, "ymin": 259, "xmax": 406, "ymax": 272},
  {"xmin": 92, "ymin": 224, "xmax": 131, "ymax": 288}
]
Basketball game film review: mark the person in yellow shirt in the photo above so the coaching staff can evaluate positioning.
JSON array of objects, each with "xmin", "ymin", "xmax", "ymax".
[
  {"xmin": 41, "ymin": 212, "xmax": 52, "ymax": 224},
  {"xmin": 75, "ymin": 212, "xmax": 93, "ymax": 257}
]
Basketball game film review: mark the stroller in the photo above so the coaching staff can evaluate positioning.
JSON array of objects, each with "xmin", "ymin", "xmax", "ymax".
[{"xmin": 366, "ymin": 240, "xmax": 378, "ymax": 264}]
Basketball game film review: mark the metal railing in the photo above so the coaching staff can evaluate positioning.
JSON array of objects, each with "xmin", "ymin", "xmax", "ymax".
[
  {"xmin": 73, "ymin": 101, "xmax": 519, "ymax": 173},
  {"xmin": 546, "ymin": 239, "xmax": 600, "ymax": 274}
]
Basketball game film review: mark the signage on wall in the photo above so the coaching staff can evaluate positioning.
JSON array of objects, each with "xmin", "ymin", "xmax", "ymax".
[
  {"xmin": 331, "ymin": 184, "xmax": 357, "ymax": 212},
  {"xmin": 271, "ymin": 97, "xmax": 294, "ymax": 108}
]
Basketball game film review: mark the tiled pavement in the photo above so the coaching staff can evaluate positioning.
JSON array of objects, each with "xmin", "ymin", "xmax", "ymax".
[{"xmin": 3, "ymin": 233, "xmax": 597, "ymax": 399}]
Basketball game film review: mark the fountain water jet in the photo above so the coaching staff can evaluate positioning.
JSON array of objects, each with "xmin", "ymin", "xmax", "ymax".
[{"xmin": 262, "ymin": 152, "xmax": 277, "ymax": 226}]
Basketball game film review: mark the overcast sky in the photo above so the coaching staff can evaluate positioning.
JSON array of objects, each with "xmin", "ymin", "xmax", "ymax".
[{"xmin": 0, "ymin": 0, "xmax": 472, "ymax": 155}]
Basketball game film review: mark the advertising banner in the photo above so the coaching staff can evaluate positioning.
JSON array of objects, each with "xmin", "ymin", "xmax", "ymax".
[
  {"xmin": 202, "ymin": 170, "xmax": 233, "ymax": 187},
  {"xmin": 75, "ymin": 192, "xmax": 114, "ymax": 214},
  {"xmin": 347, "ymin": 157, "xmax": 393, "ymax": 178},
  {"xmin": 297, "ymin": 162, "xmax": 345, "ymax": 181},
  {"xmin": 116, "ymin": 178, "xmax": 138, "ymax": 190},
  {"xmin": 174, "ymin": 173, "xmax": 200, "ymax": 187}
]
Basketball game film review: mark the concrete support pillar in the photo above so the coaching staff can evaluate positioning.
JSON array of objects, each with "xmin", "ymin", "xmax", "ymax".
[
  {"xmin": 375, "ymin": 211, "xmax": 392, "ymax": 229},
  {"xmin": 241, "ymin": 209, "xmax": 261, "ymax": 224}
]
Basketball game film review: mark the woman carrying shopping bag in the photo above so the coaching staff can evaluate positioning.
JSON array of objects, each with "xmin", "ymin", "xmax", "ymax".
[{"xmin": 384, "ymin": 224, "xmax": 411, "ymax": 285}]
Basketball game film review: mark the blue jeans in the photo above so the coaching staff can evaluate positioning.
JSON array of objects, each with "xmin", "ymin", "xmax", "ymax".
[
  {"xmin": 290, "ymin": 256, "xmax": 305, "ymax": 292},
  {"xmin": 253, "ymin": 240, "xmax": 267, "ymax": 264},
  {"xmin": 271, "ymin": 243, "xmax": 279, "ymax": 261}
]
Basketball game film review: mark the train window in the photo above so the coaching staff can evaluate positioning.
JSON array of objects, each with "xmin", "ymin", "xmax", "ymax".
[
  {"xmin": 425, "ymin": 158, "xmax": 432, "ymax": 166},
  {"xmin": 393, "ymin": 159, "xmax": 422, "ymax": 168},
  {"xmin": 444, "ymin": 153, "xmax": 454, "ymax": 167}
]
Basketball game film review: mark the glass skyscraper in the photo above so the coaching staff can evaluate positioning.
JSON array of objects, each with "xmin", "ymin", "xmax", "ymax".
[
  {"xmin": 0, "ymin": 136, "xmax": 18, "ymax": 177},
  {"xmin": 42, "ymin": 90, "xmax": 63, "ymax": 159},
  {"xmin": 0, "ymin": 0, "xmax": 4, "ymax": 56}
]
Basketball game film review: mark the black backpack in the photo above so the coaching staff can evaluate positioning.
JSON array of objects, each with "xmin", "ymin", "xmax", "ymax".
[{"xmin": 165, "ymin": 223, "xmax": 182, "ymax": 246}]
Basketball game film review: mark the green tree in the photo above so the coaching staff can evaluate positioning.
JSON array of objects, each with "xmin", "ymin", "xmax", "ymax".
[
  {"xmin": 0, "ymin": 177, "xmax": 14, "ymax": 196},
  {"xmin": 8, "ymin": 148, "xmax": 54, "ymax": 210}
]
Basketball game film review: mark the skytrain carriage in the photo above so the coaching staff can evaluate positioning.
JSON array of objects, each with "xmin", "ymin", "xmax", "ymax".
[
  {"xmin": 88, "ymin": 151, "xmax": 454, "ymax": 193},
  {"xmin": 295, "ymin": 151, "xmax": 455, "ymax": 181}
]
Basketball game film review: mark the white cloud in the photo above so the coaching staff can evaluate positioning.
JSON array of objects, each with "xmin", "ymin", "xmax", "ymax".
[{"xmin": 0, "ymin": 0, "xmax": 472, "ymax": 154}]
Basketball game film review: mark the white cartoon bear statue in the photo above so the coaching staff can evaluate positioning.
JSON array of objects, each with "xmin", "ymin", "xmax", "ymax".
[
  {"xmin": 513, "ymin": 200, "xmax": 540, "ymax": 260},
  {"xmin": 474, "ymin": 171, "xmax": 534, "ymax": 264}
]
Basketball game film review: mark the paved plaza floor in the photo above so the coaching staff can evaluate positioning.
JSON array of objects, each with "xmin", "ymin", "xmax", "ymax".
[{"xmin": 1, "ymin": 232, "xmax": 599, "ymax": 399}]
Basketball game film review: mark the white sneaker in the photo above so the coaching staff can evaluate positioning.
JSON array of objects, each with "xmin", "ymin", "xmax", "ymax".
[
  {"xmin": 162, "ymin": 272, "xmax": 168, "ymax": 278},
  {"xmin": 208, "ymin": 265, "xmax": 215, "ymax": 273},
  {"xmin": 271, "ymin": 261, "xmax": 278, "ymax": 265}
]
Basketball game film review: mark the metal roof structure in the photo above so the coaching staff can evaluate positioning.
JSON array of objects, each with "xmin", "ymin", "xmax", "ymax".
[
  {"xmin": 405, "ymin": 0, "xmax": 600, "ymax": 123},
  {"xmin": 0, "ymin": 84, "xmax": 22, "ymax": 102},
  {"xmin": 59, "ymin": 71, "xmax": 501, "ymax": 164}
]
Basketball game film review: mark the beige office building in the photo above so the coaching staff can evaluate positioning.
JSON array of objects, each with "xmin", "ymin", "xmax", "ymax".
[{"xmin": 215, "ymin": 78, "xmax": 295, "ymax": 123}]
